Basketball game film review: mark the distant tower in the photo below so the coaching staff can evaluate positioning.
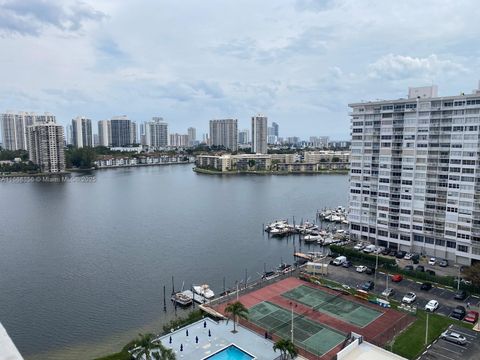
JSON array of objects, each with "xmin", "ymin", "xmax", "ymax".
[
  {"xmin": 251, "ymin": 114, "xmax": 268, "ymax": 154},
  {"xmin": 27, "ymin": 116, "xmax": 65, "ymax": 172},
  {"xmin": 187, "ymin": 127, "xmax": 196, "ymax": 146},
  {"xmin": 72, "ymin": 116, "xmax": 93, "ymax": 148},
  {"xmin": 209, "ymin": 119, "xmax": 238, "ymax": 151}
]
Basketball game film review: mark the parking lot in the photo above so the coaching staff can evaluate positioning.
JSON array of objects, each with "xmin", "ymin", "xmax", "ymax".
[
  {"xmin": 419, "ymin": 325, "xmax": 480, "ymax": 360},
  {"xmin": 325, "ymin": 264, "xmax": 480, "ymax": 318}
]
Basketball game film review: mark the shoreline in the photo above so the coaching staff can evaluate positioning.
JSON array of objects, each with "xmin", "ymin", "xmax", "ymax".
[{"xmin": 192, "ymin": 167, "xmax": 349, "ymax": 176}]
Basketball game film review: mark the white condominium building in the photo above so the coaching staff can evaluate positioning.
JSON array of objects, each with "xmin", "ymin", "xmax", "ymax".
[
  {"xmin": 72, "ymin": 116, "xmax": 93, "ymax": 148},
  {"xmin": 251, "ymin": 114, "xmax": 268, "ymax": 154},
  {"xmin": 98, "ymin": 120, "xmax": 111, "ymax": 147},
  {"xmin": 1, "ymin": 112, "xmax": 36, "ymax": 151},
  {"xmin": 27, "ymin": 117, "xmax": 65, "ymax": 173},
  {"xmin": 348, "ymin": 84, "xmax": 480, "ymax": 265},
  {"xmin": 209, "ymin": 119, "xmax": 238, "ymax": 151},
  {"xmin": 145, "ymin": 117, "xmax": 168, "ymax": 148}
]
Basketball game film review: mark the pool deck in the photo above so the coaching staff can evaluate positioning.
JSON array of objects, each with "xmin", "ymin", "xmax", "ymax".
[{"xmin": 155, "ymin": 317, "xmax": 278, "ymax": 360}]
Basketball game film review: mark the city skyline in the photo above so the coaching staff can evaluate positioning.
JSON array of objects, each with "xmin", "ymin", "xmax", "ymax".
[{"xmin": 1, "ymin": 1, "xmax": 480, "ymax": 138}]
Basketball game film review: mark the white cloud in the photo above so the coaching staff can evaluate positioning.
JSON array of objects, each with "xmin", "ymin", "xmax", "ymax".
[{"xmin": 368, "ymin": 54, "xmax": 467, "ymax": 80}]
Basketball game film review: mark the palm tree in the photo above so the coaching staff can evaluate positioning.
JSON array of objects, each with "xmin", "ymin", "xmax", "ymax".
[
  {"xmin": 225, "ymin": 301, "xmax": 249, "ymax": 333},
  {"xmin": 134, "ymin": 333, "xmax": 176, "ymax": 360},
  {"xmin": 273, "ymin": 339, "xmax": 298, "ymax": 360}
]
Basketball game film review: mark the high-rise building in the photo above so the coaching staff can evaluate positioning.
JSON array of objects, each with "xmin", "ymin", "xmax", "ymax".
[
  {"xmin": 209, "ymin": 119, "xmax": 238, "ymax": 151},
  {"xmin": 27, "ymin": 117, "xmax": 65, "ymax": 173},
  {"xmin": 169, "ymin": 133, "xmax": 189, "ymax": 147},
  {"xmin": 272, "ymin": 122, "xmax": 279, "ymax": 137},
  {"xmin": 72, "ymin": 116, "xmax": 93, "ymax": 148},
  {"xmin": 348, "ymin": 84, "xmax": 480, "ymax": 265},
  {"xmin": 145, "ymin": 117, "xmax": 168, "ymax": 148},
  {"xmin": 98, "ymin": 120, "xmax": 111, "ymax": 147},
  {"xmin": 93, "ymin": 133, "xmax": 99, "ymax": 147},
  {"xmin": 251, "ymin": 114, "xmax": 268, "ymax": 154},
  {"xmin": 238, "ymin": 129, "xmax": 250, "ymax": 145},
  {"xmin": 110, "ymin": 116, "xmax": 133, "ymax": 147},
  {"xmin": 309, "ymin": 136, "xmax": 329, "ymax": 148},
  {"xmin": 0, "ymin": 111, "xmax": 35, "ymax": 150},
  {"xmin": 187, "ymin": 127, "xmax": 196, "ymax": 146},
  {"xmin": 130, "ymin": 121, "xmax": 137, "ymax": 145}
]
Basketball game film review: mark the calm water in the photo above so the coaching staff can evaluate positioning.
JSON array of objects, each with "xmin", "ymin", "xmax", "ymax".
[{"xmin": 0, "ymin": 165, "xmax": 348, "ymax": 359}]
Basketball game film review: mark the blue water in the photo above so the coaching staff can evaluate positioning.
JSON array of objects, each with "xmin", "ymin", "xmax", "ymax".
[{"xmin": 205, "ymin": 345, "xmax": 254, "ymax": 360}]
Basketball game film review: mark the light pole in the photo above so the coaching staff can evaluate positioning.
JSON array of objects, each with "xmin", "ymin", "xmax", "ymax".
[
  {"xmin": 290, "ymin": 302, "xmax": 297, "ymax": 343},
  {"xmin": 374, "ymin": 238, "xmax": 379, "ymax": 286},
  {"xmin": 425, "ymin": 312, "xmax": 429, "ymax": 346}
]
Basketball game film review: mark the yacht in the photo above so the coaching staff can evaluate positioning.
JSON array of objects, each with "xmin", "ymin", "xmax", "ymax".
[{"xmin": 193, "ymin": 284, "xmax": 215, "ymax": 299}]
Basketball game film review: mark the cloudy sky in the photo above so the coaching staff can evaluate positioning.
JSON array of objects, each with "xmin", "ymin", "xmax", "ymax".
[{"xmin": 0, "ymin": 0, "xmax": 479, "ymax": 139}]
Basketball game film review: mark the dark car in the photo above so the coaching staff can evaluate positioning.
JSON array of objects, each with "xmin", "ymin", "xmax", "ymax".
[
  {"xmin": 411, "ymin": 253, "xmax": 420, "ymax": 261},
  {"xmin": 366, "ymin": 267, "xmax": 376, "ymax": 275},
  {"xmin": 416, "ymin": 265, "xmax": 425, "ymax": 272},
  {"xmin": 404, "ymin": 265, "xmax": 414, "ymax": 271},
  {"xmin": 361, "ymin": 281, "xmax": 375, "ymax": 291},
  {"xmin": 381, "ymin": 248, "xmax": 391, "ymax": 256},
  {"xmin": 342, "ymin": 260, "xmax": 353, "ymax": 268},
  {"xmin": 439, "ymin": 259, "xmax": 449, "ymax": 267},
  {"xmin": 395, "ymin": 251, "xmax": 407, "ymax": 259},
  {"xmin": 450, "ymin": 306, "xmax": 466, "ymax": 320},
  {"xmin": 426, "ymin": 270, "xmax": 436, "ymax": 276},
  {"xmin": 420, "ymin": 282, "xmax": 432, "ymax": 291},
  {"xmin": 454, "ymin": 290, "xmax": 467, "ymax": 300}
]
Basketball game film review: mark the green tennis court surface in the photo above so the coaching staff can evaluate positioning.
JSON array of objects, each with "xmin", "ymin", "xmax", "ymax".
[
  {"xmin": 248, "ymin": 301, "xmax": 345, "ymax": 356},
  {"xmin": 282, "ymin": 285, "xmax": 382, "ymax": 327}
]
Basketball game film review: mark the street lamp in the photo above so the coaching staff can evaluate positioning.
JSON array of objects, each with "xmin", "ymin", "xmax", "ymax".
[{"xmin": 290, "ymin": 302, "xmax": 297, "ymax": 343}]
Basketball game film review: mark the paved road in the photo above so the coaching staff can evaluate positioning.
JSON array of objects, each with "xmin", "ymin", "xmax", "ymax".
[{"xmin": 323, "ymin": 264, "xmax": 479, "ymax": 317}]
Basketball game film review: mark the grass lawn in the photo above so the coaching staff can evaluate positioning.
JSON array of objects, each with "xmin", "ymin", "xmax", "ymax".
[{"xmin": 392, "ymin": 310, "xmax": 473, "ymax": 359}]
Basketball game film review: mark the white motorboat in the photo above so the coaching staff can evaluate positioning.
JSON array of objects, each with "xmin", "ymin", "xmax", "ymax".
[
  {"xmin": 303, "ymin": 234, "xmax": 323, "ymax": 242},
  {"xmin": 193, "ymin": 284, "xmax": 215, "ymax": 299}
]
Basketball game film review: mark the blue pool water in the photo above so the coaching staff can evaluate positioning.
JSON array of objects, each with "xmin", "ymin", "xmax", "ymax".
[{"xmin": 204, "ymin": 344, "xmax": 254, "ymax": 360}]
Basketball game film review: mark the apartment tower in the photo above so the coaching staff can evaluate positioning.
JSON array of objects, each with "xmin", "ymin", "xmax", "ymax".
[
  {"xmin": 348, "ymin": 84, "xmax": 480, "ymax": 265},
  {"xmin": 251, "ymin": 114, "xmax": 268, "ymax": 154},
  {"xmin": 72, "ymin": 116, "xmax": 93, "ymax": 148},
  {"xmin": 209, "ymin": 119, "xmax": 238, "ymax": 151},
  {"xmin": 27, "ymin": 117, "xmax": 65, "ymax": 173}
]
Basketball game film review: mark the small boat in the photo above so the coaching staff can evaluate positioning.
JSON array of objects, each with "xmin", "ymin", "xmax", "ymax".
[
  {"xmin": 193, "ymin": 284, "xmax": 215, "ymax": 299},
  {"xmin": 262, "ymin": 271, "xmax": 279, "ymax": 280},
  {"xmin": 303, "ymin": 234, "xmax": 323, "ymax": 242},
  {"xmin": 171, "ymin": 291, "xmax": 193, "ymax": 306},
  {"xmin": 277, "ymin": 263, "xmax": 294, "ymax": 274}
]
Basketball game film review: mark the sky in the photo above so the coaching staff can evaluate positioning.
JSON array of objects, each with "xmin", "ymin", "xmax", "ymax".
[{"xmin": 0, "ymin": 0, "xmax": 479, "ymax": 139}]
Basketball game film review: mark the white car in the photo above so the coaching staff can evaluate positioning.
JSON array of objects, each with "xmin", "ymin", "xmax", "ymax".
[
  {"xmin": 353, "ymin": 243, "xmax": 365, "ymax": 251},
  {"xmin": 382, "ymin": 288, "xmax": 394, "ymax": 297},
  {"xmin": 404, "ymin": 253, "xmax": 413, "ymax": 260},
  {"xmin": 425, "ymin": 300, "xmax": 439, "ymax": 312},
  {"xmin": 428, "ymin": 257, "xmax": 436, "ymax": 265},
  {"xmin": 402, "ymin": 292, "xmax": 417, "ymax": 304},
  {"xmin": 356, "ymin": 265, "xmax": 368, "ymax": 273}
]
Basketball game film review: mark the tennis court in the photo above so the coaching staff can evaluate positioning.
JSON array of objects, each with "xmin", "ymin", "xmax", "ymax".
[
  {"xmin": 282, "ymin": 285, "xmax": 382, "ymax": 327},
  {"xmin": 248, "ymin": 301, "xmax": 346, "ymax": 356}
]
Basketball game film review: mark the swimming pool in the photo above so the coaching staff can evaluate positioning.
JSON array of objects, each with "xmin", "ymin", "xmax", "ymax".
[{"xmin": 203, "ymin": 344, "xmax": 254, "ymax": 360}]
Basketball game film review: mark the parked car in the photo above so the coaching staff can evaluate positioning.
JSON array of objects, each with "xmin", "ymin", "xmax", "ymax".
[
  {"xmin": 395, "ymin": 251, "xmax": 407, "ymax": 259},
  {"xmin": 428, "ymin": 257, "xmax": 436, "ymax": 265},
  {"xmin": 363, "ymin": 245, "xmax": 376, "ymax": 253},
  {"xmin": 411, "ymin": 253, "xmax": 420, "ymax": 261},
  {"xmin": 426, "ymin": 269, "xmax": 436, "ymax": 276},
  {"xmin": 420, "ymin": 282, "xmax": 432, "ymax": 291},
  {"xmin": 464, "ymin": 311, "xmax": 479, "ymax": 324},
  {"xmin": 454, "ymin": 290, "xmax": 467, "ymax": 300},
  {"xmin": 332, "ymin": 256, "xmax": 347, "ymax": 266},
  {"xmin": 365, "ymin": 267, "xmax": 375, "ymax": 275},
  {"xmin": 416, "ymin": 265, "xmax": 425, "ymax": 272},
  {"xmin": 342, "ymin": 260, "xmax": 353, "ymax": 268},
  {"xmin": 439, "ymin": 259, "xmax": 449, "ymax": 267},
  {"xmin": 356, "ymin": 265, "xmax": 368, "ymax": 273},
  {"xmin": 382, "ymin": 288, "xmax": 395, "ymax": 297},
  {"xmin": 402, "ymin": 292, "xmax": 417, "ymax": 304},
  {"xmin": 451, "ymin": 306, "xmax": 467, "ymax": 320},
  {"xmin": 381, "ymin": 248, "xmax": 391, "ymax": 256},
  {"xmin": 404, "ymin": 253, "xmax": 413, "ymax": 260},
  {"xmin": 425, "ymin": 300, "xmax": 439, "ymax": 312},
  {"xmin": 353, "ymin": 243, "xmax": 365, "ymax": 251},
  {"xmin": 361, "ymin": 281, "xmax": 375, "ymax": 291},
  {"xmin": 441, "ymin": 330, "xmax": 467, "ymax": 345},
  {"xmin": 391, "ymin": 274, "xmax": 403, "ymax": 282},
  {"xmin": 404, "ymin": 265, "xmax": 414, "ymax": 271}
]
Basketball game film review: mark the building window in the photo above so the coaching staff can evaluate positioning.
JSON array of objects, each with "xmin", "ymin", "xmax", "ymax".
[
  {"xmin": 425, "ymin": 237, "xmax": 434, "ymax": 244},
  {"xmin": 446, "ymin": 241, "xmax": 456, "ymax": 248},
  {"xmin": 457, "ymin": 245, "xmax": 469, "ymax": 253}
]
